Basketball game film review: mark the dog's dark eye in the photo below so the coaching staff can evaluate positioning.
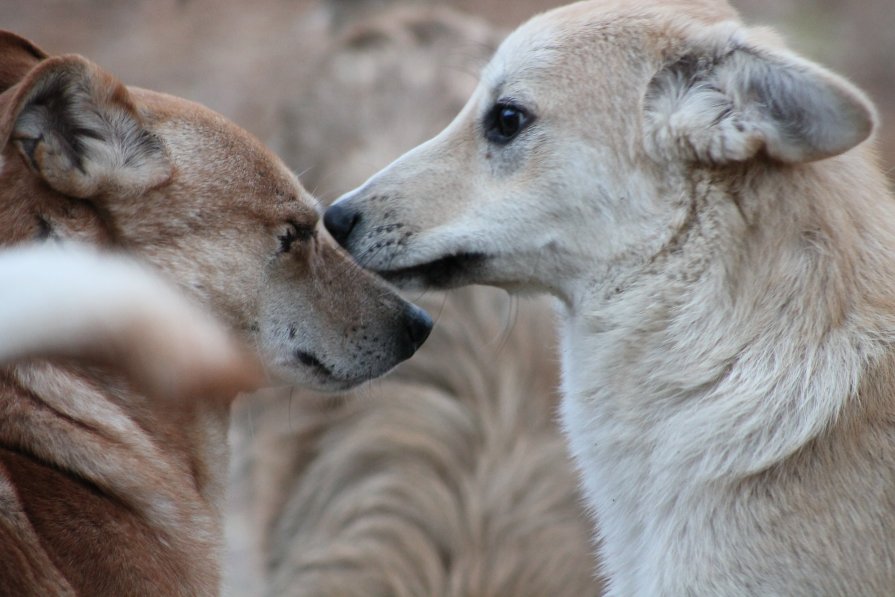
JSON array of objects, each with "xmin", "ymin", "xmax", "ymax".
[
  {"xmin": 278, "ymin": 220, "xmax": 314, "ymax": 253},
  {"xmin": 485, "ymin": 101, "xmax": 532, "ymax": 144}
]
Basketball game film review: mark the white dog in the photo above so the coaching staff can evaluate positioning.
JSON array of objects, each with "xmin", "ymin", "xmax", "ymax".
[{"xmin": 324, "ymin": 0, "xmax": 895, "ymax": 594}]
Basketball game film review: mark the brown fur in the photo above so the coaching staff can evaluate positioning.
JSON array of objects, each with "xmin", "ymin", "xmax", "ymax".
[{"xmin": 0, "ymin": 30, "xmax": 427, "ymax": 595}]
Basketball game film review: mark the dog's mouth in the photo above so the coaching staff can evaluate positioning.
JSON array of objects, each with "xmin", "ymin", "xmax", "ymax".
[
  {"xmin": 292, "ymin": 349, "xmax": 390, "ymax": 391},
  {"xmin": 373, "ymin": 252, "xmax": 487, "ymax": 289},
  {"xmin": 294, "ymin": 350, "xmax": 333, "ymax": 378}
]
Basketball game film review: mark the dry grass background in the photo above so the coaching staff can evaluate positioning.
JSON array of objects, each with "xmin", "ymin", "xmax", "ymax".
[{"xmin": 3, "ymin": 1, "xmax": 892, "ymax": 595}]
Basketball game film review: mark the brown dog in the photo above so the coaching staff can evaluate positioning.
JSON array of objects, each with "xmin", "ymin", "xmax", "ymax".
[{"xmin": 0, "ymin": 31, "xmax": 430, "ymax": 596}]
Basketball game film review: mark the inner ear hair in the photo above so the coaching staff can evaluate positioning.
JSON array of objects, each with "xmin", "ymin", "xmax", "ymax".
[
  {"xmin": 6, "ymin": 55, "xmax": 172, "ymax": 199},
  {"xmin": 644, "ymin": 22, "xmax": 876, "ymax": 165}
]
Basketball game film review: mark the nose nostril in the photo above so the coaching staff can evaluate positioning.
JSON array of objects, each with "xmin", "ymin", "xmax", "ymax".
[
  {"xmin": 324, "ymin": 203, "xmax": 360, "ymax": 246},
  {"xmin": 404, "ymin": 304, "xmax": 433, "ymax": 354}
]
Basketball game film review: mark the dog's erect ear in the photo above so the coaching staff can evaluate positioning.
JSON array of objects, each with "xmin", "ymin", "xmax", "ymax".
[
  {"xmin": 1, "ymin": 55, "xmax": 172, "ymax": 198},
  {"xmin": 0, "ymin": 31, "xmax": 48, "ymax": 92},
  {"xmin": 644, "ymin": 23, "xmax": 876, "ymax": 164}
]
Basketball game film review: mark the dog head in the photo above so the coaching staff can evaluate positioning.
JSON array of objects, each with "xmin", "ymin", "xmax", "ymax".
[
  {"xmin": 325, "ymin": 0, "xmax": 876, "ymax": 305},
  {"xmin": 0, "ymin": 32, "xmax": 432, "ymax": 392}
]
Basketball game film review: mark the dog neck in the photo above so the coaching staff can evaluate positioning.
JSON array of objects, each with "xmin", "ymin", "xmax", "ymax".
[{"xmin": 556, "ymin": 148, "xmax": 895, "ymax": 591}]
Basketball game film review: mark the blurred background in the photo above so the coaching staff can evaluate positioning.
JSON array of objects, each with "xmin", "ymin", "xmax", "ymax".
[{"xmin": 4, "ymin": 1, "xmax": 892, "ymax": 596}]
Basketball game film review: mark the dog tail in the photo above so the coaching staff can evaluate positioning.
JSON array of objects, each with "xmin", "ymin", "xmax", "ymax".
[{"xmin": 0, "ymin": 243, "xmax": 261, "ymax": 400}]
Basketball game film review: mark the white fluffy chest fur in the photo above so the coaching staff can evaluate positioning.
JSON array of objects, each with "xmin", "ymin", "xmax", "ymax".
[{"xmin": 557, "ymin": 267, "xmax": 895, "ymax": 596}]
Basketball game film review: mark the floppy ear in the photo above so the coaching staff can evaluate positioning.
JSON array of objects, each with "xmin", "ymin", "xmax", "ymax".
[
  {"xmin": 1, "ymin": 54, "xmax": 171, "ymax": 198},
  {"xmin": 644, "ymin": 23, "xmax": 876, "ymax": 164},
  {"xmin": 0, "ymin": 31, "xmax": 48, "ymax": 92}
]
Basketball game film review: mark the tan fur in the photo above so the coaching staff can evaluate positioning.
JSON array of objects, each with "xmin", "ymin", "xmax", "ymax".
[
  {"xmin": 327, "ymin": 1, "xmax": 895, "ymax": 594},
  {"xmin": 226, "ymin": 7, "xmax": 602, "ymax": 596},
  {"xmin": 0, "ymin": 31, "xmax": 428, "ymax": 595}
]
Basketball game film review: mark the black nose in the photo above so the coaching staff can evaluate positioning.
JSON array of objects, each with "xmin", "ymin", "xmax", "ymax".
[
  {"xmin": 324, "ymin": 202, "xmax": 360, "ymax": 247},
  {"xmin": 400, "ymin": 303, "xmax": 433, "ymax": 358}
]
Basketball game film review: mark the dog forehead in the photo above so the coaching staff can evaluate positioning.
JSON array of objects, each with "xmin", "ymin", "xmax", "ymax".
[
  {"xmin": 132, "ymin": 87, "xmax": 317, "ymax": 211},
  {"xmin": 482, "ymin": 0, "xmax": 737, "ymax": 96},
  {"xmin": 482, "ymin": 16, "xmax": 562, "ymax": 92}
]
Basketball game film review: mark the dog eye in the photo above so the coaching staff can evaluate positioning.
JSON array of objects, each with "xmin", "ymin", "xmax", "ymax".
[
  {"xmin": 278, "ymin": 220, "xmax": 314, "ymax": 253},
  {"xmin": 484, "ymin": 101, "xmax": 532, "ymax": 144}
]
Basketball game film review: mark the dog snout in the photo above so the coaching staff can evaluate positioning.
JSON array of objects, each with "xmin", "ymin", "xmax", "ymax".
[
  {"xmin": 399, "ymin": 303, "xmax": 433, "ymax": 359},
  {"xmin": 324, "ymin": 201, "xmax": 360, "ymax": 247}
]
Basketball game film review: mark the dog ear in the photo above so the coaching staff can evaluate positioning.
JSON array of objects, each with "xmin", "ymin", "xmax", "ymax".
[
  {"xmin": 644, "ymin": 23, "xmax": 876, "ymax": 164},
  {"xmin": 1, "ymin": 54, "xmax": 172, "ymax": 198},
  {"xmin": 0, "ymin": 31, "xmax": 48, "ymax": 92}
]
